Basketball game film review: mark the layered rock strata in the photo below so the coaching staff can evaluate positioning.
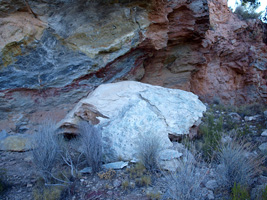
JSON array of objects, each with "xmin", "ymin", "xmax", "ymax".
[{"xmin": 0, "ymin": 0, "xmax": 266, "ymax": 134}]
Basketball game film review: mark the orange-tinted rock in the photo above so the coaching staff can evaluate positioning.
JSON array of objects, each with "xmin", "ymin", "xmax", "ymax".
[{"xmin": 190, "ymin": 0, "xmax": 267, "ymax": 104}]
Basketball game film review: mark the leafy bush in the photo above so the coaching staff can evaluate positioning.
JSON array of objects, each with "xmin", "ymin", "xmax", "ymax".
[
  {"xmin": 32, "ymin": 120, "xmax": 60, "ymax": 183},
  {"xmin": 231, "ymin": 182, "xmax": 250, "ymax": 200},
  {"xmin": 79, "ymin": 121, "xmax": 102, "ymax": 173},
  {"xmin": 199, "ymin": 113, "xmax": 223, "ymax": 161},
  {"xmin": 136, "ymin": 134, "xmax": 161, "ymax": 172},
  {"xmin": 216, "ymin": 140, "xmax": 262, "ymax": 192}
]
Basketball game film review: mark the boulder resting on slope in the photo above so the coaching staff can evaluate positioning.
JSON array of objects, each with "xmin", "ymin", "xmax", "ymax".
[{"xmin": 57, "ymin": 81, "xmax": 206, "ymax": 162}]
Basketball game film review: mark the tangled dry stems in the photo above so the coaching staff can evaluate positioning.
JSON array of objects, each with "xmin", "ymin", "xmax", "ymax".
[
  {"xmin": 136, "ymin": 134, "xmax": 161, "ymax": 173},
  {"xmin": 216, "ymin": 139, "xmax": 262, "ymax": 192},
  {"xmin": 32, "ymin": 120, "xmax": 60, "ymax": 182},
  {"xmin": 79, "ymin": 121, "xmax": 102, "ymax": 173},
  {"xmin": 162, "ymin": 151, "xmax": 209, "ymax": 200}
]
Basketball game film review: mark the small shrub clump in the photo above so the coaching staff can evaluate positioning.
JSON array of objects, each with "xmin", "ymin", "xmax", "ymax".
[
  {"xmin": 216, "ymin": 140, "xmax": 262, "ymax": 192},
  {"xmin": 32, "ymin": 120, "xmax": 60, "ymax": 183},
  {"xmin": 231, "ymin": 182, "xmax": 250, "ymax": 200},
  {"xmin": 79, "ymin": 121, "xmax": 102, "ymax": 173},
  {"xmin": 163, "ymin": 152, "xmax": 208, "ymax": 200},
  {"xmin": 136, "ymin": 133, "xmax": 161, "ymax": 173},
  {"xmin": 97, "ymin": 169, "xmax": 116, "ymax": 180},
  {"xmin": 199, "ymin": 113, "xmax": 223, "ymax": 161}
]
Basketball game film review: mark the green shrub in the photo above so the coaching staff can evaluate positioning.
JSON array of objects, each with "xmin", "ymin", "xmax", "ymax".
[
  {"xmin": 147, "ymin": 192, "xmax": 161, "ymax": 200},
  {"xmin": 231, "ymin": 182, "xmax": 250, "ymax": 200},
  {"xmin": 122, "ymin": 180, "xmax": 129, "ymax": 190},
  {"xmin": 199, "ymin": 113, "xmax": 223, "ymax": 161},
  {"xmin": 237, "ymin": 103, "xmax": 267, "ymax": 117},
  {"xmin": 262, "ymin": 185, "xmax": 267, "ymax": 200},
  {"xmin": 33, "ymin": 185, "xmax": 64, "ymax": 200},
  {"xmin": 135, "ymin": 175, "xmax": 151, "ymax": 187},
  {"xmin": 127, "ymin": 162, "xmax": 147, "ymax": 179}
]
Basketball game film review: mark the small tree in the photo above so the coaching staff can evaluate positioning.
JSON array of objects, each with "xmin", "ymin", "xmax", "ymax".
[{"xmin": 79, "ymin": 121, "xmax": 102, "ymax": 173}]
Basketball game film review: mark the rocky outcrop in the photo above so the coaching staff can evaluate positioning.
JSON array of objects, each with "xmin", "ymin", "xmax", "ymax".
[
  {"xmin": 0, "ymin": 0, "xmax": 210, "ymax": 133},
  {"xmin": 0, "ymin": 0, "xmax": 266, "ymax": 134},
  {"xmin": 191, "ymin": 0, "xmax": 267, "ymax": 104},
  {"xmin": 57, "ymin": 81, "xmax": 206, "ymax": 162}
]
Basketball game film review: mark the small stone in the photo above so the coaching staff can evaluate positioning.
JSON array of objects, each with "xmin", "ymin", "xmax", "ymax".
[
  {"xmin": 229, "ymin": 112, "xmax": 242, "ymax": 121},
  {"xmin": 18, "ymin": 126, "xmax": 29, "ymax": 133},
  {"xmin": 264, "ymin": 111, "xmax": 267, "ymax": 119},
  {"xmin": 80, "ymin": 179, "xmax": 85, "ymax": 182},
  {"xmin": 0, "ymin": 134, "xmax": 32, "ymax": 152},
  {"xmin": 80, "ymin": 167, "xmax": 92, "ymax": 174},
  {"xmin": 103, "ymin": 161, "xmax": 128, "ymax": 170},
  {"xmin": 158, "ymin": 149, "xmax": 182, "ymax": 161},
  {"xmin": 208, "ymin": 190, "xmax": 215, "ymax": 200},
  {"xmin": 221, "ymin": 135, "xmax": 232, "ymax": 144},
  {"xmin": 24, "ymin": 156, "xmax": 32, "ymax": 162},
  {"xmin": 27, "ymin": 183, "xmax": 33, "ymax": 188},
  {"xmin": 113, "ymin": 179, "xmax": 121, "ymax": 188},
  {"xmin": 244, "ymin": 115, "xmax": 261, "ymax": 122},
  {"xmin": 158, "ymin": 159, "xmax": 180, "ymax": 172},
  {"xmin": 205, "ymin": 180, "xmax": 218, "ymax": 190},
  {"xmin": 261, "ymin": 130, "xmax": 267, "ymax": 137},
  {"xmin": 259, "ymin": 143, "xmax": 267, "ymax": 153}
]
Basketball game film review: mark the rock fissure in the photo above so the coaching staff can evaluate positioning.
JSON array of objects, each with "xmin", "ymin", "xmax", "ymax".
[{"xmin": 138, "ymin": 93, "xmax": 170, "ymax": 128}]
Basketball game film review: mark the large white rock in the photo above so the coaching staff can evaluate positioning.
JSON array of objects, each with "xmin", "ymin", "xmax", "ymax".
[{"xmin": 57, "ymin": 81, "xmax": 206, "ymax": 162}]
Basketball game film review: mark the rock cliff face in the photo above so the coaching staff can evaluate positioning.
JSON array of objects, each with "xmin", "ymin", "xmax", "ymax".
[
  {"xmin": 191, "ymin": 0, "xmax": 267, "ymax": 104},
  {"xmin": 0, "ymin": 0, "xmax": 266, "ymax": 133}
]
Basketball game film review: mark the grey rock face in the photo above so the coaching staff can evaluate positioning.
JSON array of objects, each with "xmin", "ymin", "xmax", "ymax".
[{"xmin": 0, "ymin": 30, "xmax": 95, "ymax": 90}]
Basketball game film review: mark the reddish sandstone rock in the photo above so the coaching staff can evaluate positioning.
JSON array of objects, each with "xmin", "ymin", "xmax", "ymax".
[{"xmin": 190, "ymin": 0, "xmax": 267, "ymax": 103}]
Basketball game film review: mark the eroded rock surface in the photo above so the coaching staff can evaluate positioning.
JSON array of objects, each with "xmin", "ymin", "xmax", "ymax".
[
  {"xmin": 57, "ymin": 81, "xmax": 206, "ymax": 162},
  {"xmin": 0, "ymin": 0, "xmax": 266, "ymax": 134},
  {"xmin": 191, "ymin": 0, "xmax": 267, "ymax": 103}
]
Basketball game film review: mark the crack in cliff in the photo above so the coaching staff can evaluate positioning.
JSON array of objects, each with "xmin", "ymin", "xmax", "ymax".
[{"xmin": 138, "ymin": 93, "xmax": 169, "ymax": 128}]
